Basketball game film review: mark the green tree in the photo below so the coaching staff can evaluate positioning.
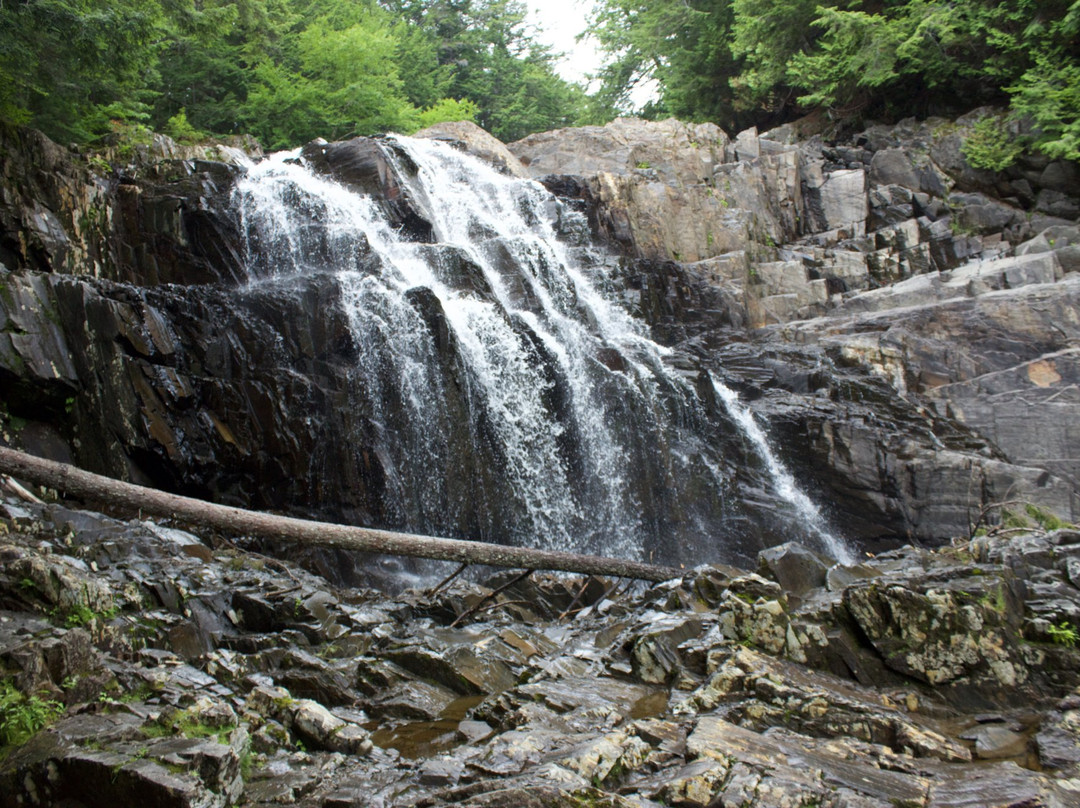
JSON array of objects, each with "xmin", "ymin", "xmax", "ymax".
[
  {"xmin": 587, "ymin": 0, "xmax": 1080, "ymax": 162},
  {"xmin": 729, "ymin": 0, "xmax": 819, "ymax": 115},
  {"xmin": 418, "ymin": 97, "xmax": 479, "ymax": 128},
  {"xmin": 386, "ymin": 0, "xmax": 586, "ymax": 141},
  {"xmin": 588, "ymin": 0, "xmax": 742, "ymax": 127},
  {"xmin": 238, "ymin": 1, "xmax": 422, "ymax": 147},
  {"xmin": 1009, "ymin": 53, "xmax": 1080, "ymax": 162},
  {"xmin": 0, "ymin": 0, "xmax": 163, "ymax": 142},
  {"xmin": 151, "ymin": 0, "xmax": 297, "ymax": 136}
]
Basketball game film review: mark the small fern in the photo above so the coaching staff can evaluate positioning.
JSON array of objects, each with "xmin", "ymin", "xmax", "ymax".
[
  {"xmin": 0, "ymin": 681, "xmax": 63, "ymax": 749},
  {"xmin": 961, "ymin": 115, "xmax": 1024, "ymax": 172},
  {"xmin": 1047, "ymin": 621, "xmax": 1078, "ymax": 648}
]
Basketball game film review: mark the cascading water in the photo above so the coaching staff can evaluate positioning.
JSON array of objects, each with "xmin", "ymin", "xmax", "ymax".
[
  {"xmin": 710, "ymin": 378, "xmax": 855, "ymax": 564},
  {"xmin": 232, "ymin": 135, "xmax": 851, "ymax": 565}
]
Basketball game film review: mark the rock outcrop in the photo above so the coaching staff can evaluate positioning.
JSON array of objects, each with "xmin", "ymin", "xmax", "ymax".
[
  {"xmin": 508, "ymin": 113, "xmax": 1080, "ymax": 541},
  {"xmin": 2, "ymin": 494, "xmax": 1079, "ymax": 806},
  {"xmin": 1, "ymin": 109, "xmax": 1078, "ymax": 560}
]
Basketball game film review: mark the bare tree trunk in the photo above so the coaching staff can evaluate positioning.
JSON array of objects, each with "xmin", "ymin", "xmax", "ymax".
[{"xmin": 0, "ymin": 446, "xmax": 680, "ymax": 582}]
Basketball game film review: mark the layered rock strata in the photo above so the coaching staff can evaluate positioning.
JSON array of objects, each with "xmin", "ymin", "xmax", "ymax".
[
  {"xmin": 1, "ymin": 111, "xmax": 1078, "ymax": 555},
  {"xmin": 507, "ymin": 113, "xmax": 1080, "ymax": 540}
]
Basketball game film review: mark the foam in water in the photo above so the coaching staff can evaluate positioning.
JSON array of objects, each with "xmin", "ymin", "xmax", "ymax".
[{"xmin": 232, "ymin": 136, "xmax": 853, "ymax": 564}]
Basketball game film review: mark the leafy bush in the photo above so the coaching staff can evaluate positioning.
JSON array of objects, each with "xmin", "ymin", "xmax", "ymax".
[
  {"xmin": 1025, "ymin": 503, "xmax": 1068, "ymax": 531},
  {"xmin": 164, "ymin": 109, "xmax": 205, "ymax": 145},
  {"xmin": 417, "ymin": 98, "xmax": 479, "ymax": 130},
  {"xmin": 961, "ymin": 115, "xmax": 1024, "ymax": 171},
  {"xmin": 1008, "ymin": 55, "xmax": 1080, "ymax": 162},
  {"xmin": 1047, "ymin": 621, "xmax": 1078, "ymax": 648},
  {"xmin": 0, "ymin": 681, "xmax": 62, "ymax": 749}
]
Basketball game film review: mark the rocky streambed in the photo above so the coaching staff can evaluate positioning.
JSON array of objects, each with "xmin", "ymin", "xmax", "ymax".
[{"xmin": 1, "ymin": 491, "xmax": 1079, "ymax": 807}]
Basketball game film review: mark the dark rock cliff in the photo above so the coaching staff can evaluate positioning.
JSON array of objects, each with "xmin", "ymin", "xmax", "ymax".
[{"xmin": 1, "ymin": 113, "xmax": 1078, "ymax": 562}]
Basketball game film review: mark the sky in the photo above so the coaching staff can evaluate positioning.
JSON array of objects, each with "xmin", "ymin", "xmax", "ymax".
[{"xmin": 522, "ymin": 0, "xmax": 602, "ymax": 85}]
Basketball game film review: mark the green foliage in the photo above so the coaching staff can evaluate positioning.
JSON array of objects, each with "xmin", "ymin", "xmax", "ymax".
[
  {"xmin": 979, "ymin": 585, "xmax": 1008, "ymax": 614},
  {"xmin": 1000, "ymin": 508, "xmax": 1031, "ymax": 529},
  {"xmin": 1009, "ymin": 54, "xmax": 1080, "ymax": 162},
  {"xmin": 996, "ymin": 502, "xmax": 1072, "ymax": 532},
  {"xmin": 0, "ymin": 0, "xmax": 164, "ymax": 143},
  {"xmin": 0, "ymin": 680, "xmax": 63, "ymax": 750},
  {"xmin": 787, "ymin": 8, "xmax": 904, "ymax": 109},
  {"xmin": 164, "ymin": 109, "xmax": 205, "ymax": 144},
  {"xmin": 52, "ymin": 601, "xmax": 117, "ymax": 629},
  {"xmin": 1024, "ymin": 503, "xmax": 1069, "ymax": 532},
  {"xmin": 1, "ymin": 0, "xmax": 586, "ymax": 148},
  {"xmin": 142, "ymin": 706, "xmax": 235, "ymax": 742},
  {"xmin": 105, "ymin": 117, "xmax": 156, "ymax": 160},
  {"xmin": 962, "ymin": 115, "xmax": 1024, "ymax": 171},
  {"xmin": 587, "ymin": 0, "xmax": 742, "ymax": 127},
  {"xmin": 589, "ymin": 0, "xmax": 1080, "ymax": 160},
  {"xmin": 1047, "ymin": 621, "xmax": 1079, "ymax": 648},
  {"xmin": 6, "ymin": 0, "xmax": 1075, "ymax": 159},
  {"xmin": 394, "ymin": 0, "xmax": 587, "ymax": 142},
  {"xmin": 417, "ymin": 98, "xmax": 479, "ymax": 129},
  {"xmin": 730, "ymin": 0, "xmax": 818, "ymax": 109}
]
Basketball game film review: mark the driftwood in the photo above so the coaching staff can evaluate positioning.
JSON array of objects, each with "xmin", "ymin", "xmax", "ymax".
[
  {"xmin": 449, "ymin": 569, "xmax": 534, "ymax": 628},
  {"xmin": 0, "ymin": 446, "xmax": 680, "ymax": 582}
]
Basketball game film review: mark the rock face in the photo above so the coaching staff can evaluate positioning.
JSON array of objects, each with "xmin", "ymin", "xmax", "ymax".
[
  {"xmin": 415, "ymin": 120, "xmax": 530, "ymax": 179},
  {"xmin": 0, "ymin": 129, "xmax": 398, "ymax": 527},
  {"xmin": 2, "ymin": 495, "xmax": 1080, "ymax": 806},
  {"xmin": 1, "ymin": 109, "xmax": 1079, "ymax": 559},
  {"xmin": 510, "ymin": 114, "xmax": 1080, "ymax": 540},
  {"xmin": 512, "ymin": 118, "xmax": 796, "ymax": 263}
]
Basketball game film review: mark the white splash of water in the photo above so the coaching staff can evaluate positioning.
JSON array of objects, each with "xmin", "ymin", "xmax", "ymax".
[{"xmin": 232, "ymin": 136, "xmax": 852, "ymax": 565}]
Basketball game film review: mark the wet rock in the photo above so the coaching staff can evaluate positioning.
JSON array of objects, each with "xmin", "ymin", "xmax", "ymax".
[
  {"xmin": 0, "ymin": 722, "xmax": 245, "ymax": 808},
  {"xmin": 651, "ymin": 757, "xmax": 730, "ymax": 806},
  {"xmin": 458, "ymin": 720, "xmax": 494, "ymax": 744},
  {"xmin": 688, "ymin": 716, "xmax": 930, "ymax": 806},
  {"xmin": 288, "ymin": 698, "xmax": 373, "ymax": 756},
  {"xmin": 370, "ymin": 677, "xmax": 459, "ymax": 721},
  {"xmin": 844, "ymin": 575, "xmax": 1026, "ymax": 688},
  {"xmin": 628, "ymin": 614, "xmax": 705, "ymax": 684},
  {"xmin": 960, "ymin": 723, "xmax": 1029, "ymax": 760},
  {"xmin": 416, "ymin": 120, "xmax": 529, "ymax": 178},
  {"xmin": 1036, "ymin": 691, "xmax": 1080, "ymax": 773},
  {"xmin": 3, "ymin": 498, "xmax": 1080, "ymax": 807},
  {"xmin": 758, "ymin": 542, "xmax": 831, "ymax": 597},
  {"xmin": 301, "ymin": 136, "xmax": 434, "ymax": 243},
  {"xmin": 924, "ymin": 759, "xmax": 1059, "ymax": 808},
  {"xmin": 419, "ymin": 756, "xmax": 466, "ymax": 786},
  {"xmin": 555, "ymin": 730, "xmax": 654, "ymax": 786}
]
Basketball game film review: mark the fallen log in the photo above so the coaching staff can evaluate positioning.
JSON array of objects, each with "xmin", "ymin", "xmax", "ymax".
[{"xmin": 0, "ymin": 446, "xmax": 680, "ymax": 582}]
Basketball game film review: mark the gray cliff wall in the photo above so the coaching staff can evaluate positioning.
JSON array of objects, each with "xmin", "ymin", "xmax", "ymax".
[{"xmin": 1, "ymin": 113, "xmax": 1077, "ymax": 554}]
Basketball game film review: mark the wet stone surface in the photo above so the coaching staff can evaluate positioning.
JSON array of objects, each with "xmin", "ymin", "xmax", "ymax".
[{"xmin": 1, "ymin": 495, "xmax": 1080, "ymax": 806}]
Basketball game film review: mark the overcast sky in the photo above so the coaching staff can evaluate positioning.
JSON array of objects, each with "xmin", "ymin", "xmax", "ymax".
[{"xmin": 523, "ymin": 0, "xmax": 602, "ymax": 85}]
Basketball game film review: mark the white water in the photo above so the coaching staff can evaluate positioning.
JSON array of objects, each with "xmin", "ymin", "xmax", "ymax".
[
  {"xmin": 232, "ymin": 136, "xmax": 852, "ymax": 564},
  {"xmin": 711, "ymin": 377, "xmax": 854, "ymax": 564}
]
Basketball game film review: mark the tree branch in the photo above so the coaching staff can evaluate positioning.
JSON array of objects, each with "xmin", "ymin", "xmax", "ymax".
[{"xmin": 0, "ymin": 447, "xmax": 680, "ymax": 583}]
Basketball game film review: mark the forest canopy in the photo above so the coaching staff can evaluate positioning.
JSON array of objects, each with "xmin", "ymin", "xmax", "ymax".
[
  {"xmin": 1, "ymin": 0, "xmax": 1078, "ymax": 161},
  {"xmin": 0, "ymin": 0, "xmax": 589, "ymax": 148},
  {"xmin": 587, "ymin": 0, "xmax": 1080, "ymax": 161}
]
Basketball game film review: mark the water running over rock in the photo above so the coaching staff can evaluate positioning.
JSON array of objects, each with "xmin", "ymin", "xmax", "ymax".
[
  {"xmin": 233, "ymin": 136, "xmax": 848, "ymax": 564},
  {"xmin": 710, "ymin": 377, "xmax": 853, "ymax": 564}
]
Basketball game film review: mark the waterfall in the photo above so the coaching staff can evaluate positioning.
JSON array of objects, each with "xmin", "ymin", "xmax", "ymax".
[
  {"xmin": 232, "ymin": 136, "xmax": 851, "ymax": 566},
  {"xmin": 711, "ymin": 377, "xmax": 854, "ymax": 564}
]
